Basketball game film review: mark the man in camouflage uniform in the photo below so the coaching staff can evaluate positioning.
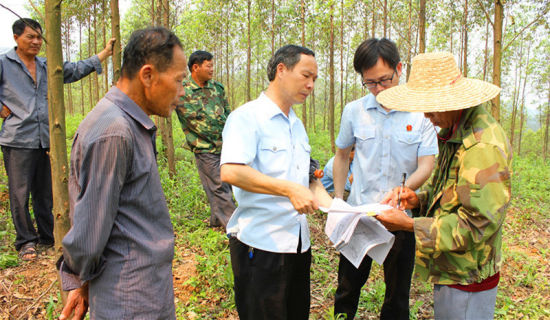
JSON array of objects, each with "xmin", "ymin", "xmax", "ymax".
[
  {"xmin": 176, "ymin": 50, "xmax": 235, "ymax": 227},
  {"xmin": 376, "ymin": 52, "xmax": 511, "ymax": 320}
]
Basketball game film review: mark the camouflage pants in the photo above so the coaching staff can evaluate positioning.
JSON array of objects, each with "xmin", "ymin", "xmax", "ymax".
[{"xmin": 194, "ymin": 153, "xmax": 236, "ymax": 227}]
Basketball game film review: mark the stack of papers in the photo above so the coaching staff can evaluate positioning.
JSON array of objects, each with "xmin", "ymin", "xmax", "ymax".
[{"xmin": 322, "ymin": 198, "xmax": 395, "ymax": 268}]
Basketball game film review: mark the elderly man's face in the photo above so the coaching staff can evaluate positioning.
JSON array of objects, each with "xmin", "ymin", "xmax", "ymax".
[
  {"xmin": 14, "ymin": 26, "xmax": 43, "ymax": 57},
  {"xmin": 146, "ymin": 46, "xmax": 188, "ymax": 117},
  {"xmin": 424, "ymin": 110, "xmax": 462, "ymax": 129}
]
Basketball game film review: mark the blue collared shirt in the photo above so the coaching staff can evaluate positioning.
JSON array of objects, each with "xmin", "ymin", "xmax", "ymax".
[
  {"xmin": 221, "ymin": 93, "xmax": 311, "ymax": 253},
  {"xmin": 336, "ymin": 94, "xmax": 438, "ymax": 206},
  {"xmin": 321, "ymin": 156, "xmax": 352, "ymax": 193},
  {"xmin": 0, "ymin": 48, "xmax": 102, "ymax": 148}
]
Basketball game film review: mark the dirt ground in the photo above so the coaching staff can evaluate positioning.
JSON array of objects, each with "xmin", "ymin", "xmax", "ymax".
[{"xmin": 1, "ymin": 207, "xmax": 548, "ymax": 319}]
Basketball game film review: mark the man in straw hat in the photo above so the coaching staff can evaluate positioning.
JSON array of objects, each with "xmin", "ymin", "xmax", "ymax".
[
  {"xmin": 332, "ymin": 38, "xmax": 438, "ymax": 320},
  {"xmin": 377, "ymin": 51, "xmax": 511, "ymax": 319}
]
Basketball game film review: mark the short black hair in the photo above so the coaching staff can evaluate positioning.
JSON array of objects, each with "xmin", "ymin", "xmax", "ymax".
[
  {"xmin": 188, "ymin": 50, "xmax": 213, "ymax": 72},
  {"xmin": 353, "ymin": 38, "xmax": 400, "ymax": 74},
  {"xmin": 12, "ymin": 18, "xmax": 42, "ymax": 36},
  {"xmin": 267, "ymin": 45, "xmax": 315, "ymax": 81},
  {"xmin": 121, "ymin": 27, "xmax": 182, "ymax": 79}
]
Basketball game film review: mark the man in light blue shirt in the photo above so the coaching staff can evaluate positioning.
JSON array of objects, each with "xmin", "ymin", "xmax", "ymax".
[
  {"xmin": 221, "ymin": 45, "xmax": 331, "ymax": 320},
  {"xmin": 332, "ymin": 38, "xmax": 438, "ymax": 319},
  {"xmin": 321, "ymin": 148, "xmax": 354, "ymax": 195}
]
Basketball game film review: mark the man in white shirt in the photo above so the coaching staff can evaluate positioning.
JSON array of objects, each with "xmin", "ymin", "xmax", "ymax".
[{"xmin": 220, "ymin": 45, "xmax": 330, "ymax": 320}]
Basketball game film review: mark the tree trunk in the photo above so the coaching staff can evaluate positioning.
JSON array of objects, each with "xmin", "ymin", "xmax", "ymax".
[
  {"xmin": 102, "ymin": 0, "xmax": 109, "ymax": 95},
  {"xmin": 111, "ymin": 0, "xmax": 122, "ymax": 85},
  {"xmin": 157, "ymin": 0, "xmax": 176, "ymax": 178},
  {"xmin": 79, "ymin": 21, "xmax": 85, "ymax": 115},
  {"xmin": 301, "ymin": 0, "xmax": 307, "ymax": 131},
  {"xmin": 329, "ymin": 4, "xmax": 335, "ymax": 153},
  {"xmin": 271, "ymin": 0, "xmax": 275, "ymax": 56},
  {"xmin": 64, "ymin": 20, "xmax": 73, "ymax": 115},
  {"xmin": 45, "ymin": 0, "xmax": 71, "ymax": 305},
  {"xmin": 491, "ymin": 0, "xmax": 504, "ymax": 121},
  {"xmin": 383, "ymin": 0, "xmax": 387, "ymax": 37},
  {"xmin": 339, "ymin": 0, "xmax": 344, "ymax": 116},
  {"xmin": 517, "ymin": 43, "xmax": 531, "ymax": 156},
  {"xmin": 371, "ymin": 0, "xmax": 376, "ymax": 38},
  {"xmin": 406, "ymin": 0, "xmax": 412, "ymax": 81},
  {"xmin": 418, "ymin": 0, "xmax": 426, "ymax": 53},
  {"xmin": 462, "ymin": 0, "xmax": 468, "ymax": 77},
  {"xmin": 246, "ymin": 0, "xmax": 251, "ymax": 102},
  {"xmin": 544, "ymin": 80, "xmax": 550, "ymax": 160},
  {"xmin": 483, "ymin": 20, "xmax": 489, "ymax": 81},
  {"xmin": 88, "ymin": 15, "xmax": 93, "ymax": 111},
  {"xmin": 93, "ymin": 5, "xmax": 100, "ymax": 104}
]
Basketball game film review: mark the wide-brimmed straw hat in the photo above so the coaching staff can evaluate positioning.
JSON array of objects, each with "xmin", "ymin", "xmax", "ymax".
[{"xmin": 376, "ymin": 51, "xmax": 501, "ymax": 112}]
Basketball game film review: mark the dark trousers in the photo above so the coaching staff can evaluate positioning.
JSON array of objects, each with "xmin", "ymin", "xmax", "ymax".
[
  {"xmin": 229, "ymin": 237, "xmax": 311, "ymax": 320},
  {"xmin": 334, "ymin": 231, "xmax": 415, "ymax": 320},
  {"xmin": 2, "ymin": 146, "xmax": 54, "ymax": 251},
  {"xmin": 194, "ymin": 153, "xmax": 236, "ymax": 227}
]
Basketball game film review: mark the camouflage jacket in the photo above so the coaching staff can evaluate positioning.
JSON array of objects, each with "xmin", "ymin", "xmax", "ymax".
[
  {"xmin": 175, "ymin": 78, "xmax": 231, "ymax": 153},
  {"xmin": 413, "ymin": 105, "xmax": 512, "ymax": 285}
]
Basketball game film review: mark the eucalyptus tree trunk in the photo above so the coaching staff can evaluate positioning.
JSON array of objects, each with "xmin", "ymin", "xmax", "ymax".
[
  {"xmin": 102, "ymin": 0, "xmax": 109, "ymax": 94},
  {"xmin": 79, "ymin": 21, "xmax": 85, "ymax": 114},
  {"xmin": 491, "ymin": 0, "xmax": 504, "ymax": 121},
  {"xmin": 371, "ymin": 0, "xmax": 376, "ymax": 38},
  {"xmin": 93, "ymin": 5, "xmax": 100, "ymax": 104},
  {"xmin": 64, "ymin": 20, "xmax": 74, "ymax": 114},
  {"xmin": 462, "ymin": 0, "xmax": 468, "ymax": 77},
  {"xmin": 156, "ymin": 0, "xmax": 177, "ymax": 179},
  {"xmin": 418, "ymin": 0, "xmax": 426, "ymax": 53},
  {"xmin": 339, "ymin": 0, "xmax": 344, "ymax": 116},
  {"xmin": 544, "ymin": 81, "xmax": 550, "ymax": 160},
  {"xmin": 246, "ymin": 0, "xmax": 251, "ymax": 102},
  {"xmin": 329, "ymin": 3, "xmax": 335, "ymax": 154},
  {"xmin": 45, "ymin": 0, "xmax": 71, "ymax": 305},
  {"xmin": 517, "ymin": 43, "xmax": 531, "ymax": 155},
  {"xmin": 383, "ymin": 0, "xmax": 387, "ymax": 37},
  {"xmin": 88, "ymin": 15, "xmax": 93, "ymax": 110},
  {"xmin": 301, "ymin": 0, "xmax": 307, "ymax": 131},
  {"xmin": 111, "ymin": 0, "xmax": 122, "ymax": 84}
]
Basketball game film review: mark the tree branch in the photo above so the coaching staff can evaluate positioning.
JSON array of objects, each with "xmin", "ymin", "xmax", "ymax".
[
  {"xmin": 503, "ymin": 7, "xmax": 549, "ymax": 52},
  {"xmin": 475, "ymin": 0, "xmax": 494, "ymax": 28},
  {"xmin": 27, "ymin": 0, "xmax": 46, "ymax": 23}
]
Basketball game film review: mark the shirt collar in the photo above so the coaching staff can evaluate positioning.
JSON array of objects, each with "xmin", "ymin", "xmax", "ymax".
[
  {"xmin": 6, "ymin": 48, "xmax": 46, "ymax": 71},
  {"xmin": 364, "ymin": 93, "xmax": 395, "ymax": 115},
  {"xmin": 258, "ymin": 92, "xmax": 294, "ymax": 121},
  {"xmin": 105, "ymin": 87, "xmax": 156, "ymax": 132},
  {"xmin": 187, "ymin": 77, "xmax": 214, "ymax": 90}
]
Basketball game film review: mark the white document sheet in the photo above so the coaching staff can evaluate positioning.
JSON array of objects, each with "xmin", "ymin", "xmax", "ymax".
[{"xmin": 322, "ymin": 198, "xmax": 395, "ymax": 267}]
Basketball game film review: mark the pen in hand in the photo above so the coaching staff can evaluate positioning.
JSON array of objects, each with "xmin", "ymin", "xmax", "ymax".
[{"xmin": 397, "ymin": 173, "xmax": 406, "ymax": 209}]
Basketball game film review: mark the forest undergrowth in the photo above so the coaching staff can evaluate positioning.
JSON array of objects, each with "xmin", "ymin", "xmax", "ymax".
[{"xmin": 0, "ymin": 114, "xmax": 548, "ymax": 319}]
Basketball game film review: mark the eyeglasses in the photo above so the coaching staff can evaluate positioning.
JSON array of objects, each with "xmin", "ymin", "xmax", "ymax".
[{"xmin": 362, "ymin": 71, "xmax": 396, "ymax": 89}]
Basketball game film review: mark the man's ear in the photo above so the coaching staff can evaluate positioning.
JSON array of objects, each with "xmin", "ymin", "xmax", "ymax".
[
  {"xmin": 139, "ymin": 64, "xmax": 154, "ymax": 87},
  {"xmin": 396, "ymin": 61, "xmax": 403, "ymax": 78},
  {"xmin": 276, "ymin": 63, "xmax": 286, "ymax": 79},
  {"xmin": 13, "ymin": 34, "xmax": 19, "ymax": 42}
]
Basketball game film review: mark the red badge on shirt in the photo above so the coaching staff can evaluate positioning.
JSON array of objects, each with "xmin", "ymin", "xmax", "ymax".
[{"xmin": 406, "ymin": 125, "xmax": 412, "ymax": 131}]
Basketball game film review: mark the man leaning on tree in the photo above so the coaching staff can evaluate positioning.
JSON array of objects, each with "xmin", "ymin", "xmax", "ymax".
[
  {"xmin": 0, "ymin": 18, "xmax": 114, "ymax": 262},
  {"xmin": 176, "ymin": 50, "xmax": 236, "ymax": 228}
]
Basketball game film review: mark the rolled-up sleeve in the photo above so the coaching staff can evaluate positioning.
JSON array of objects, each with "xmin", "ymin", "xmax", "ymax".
[{"xmin": 62, "ymin": 134, "xmax": 131, "ymax": 286}]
